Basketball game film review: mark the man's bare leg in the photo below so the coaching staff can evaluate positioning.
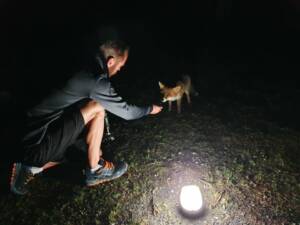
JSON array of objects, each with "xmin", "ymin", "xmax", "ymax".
[
  {"xmin": 40, "ymin": 100, "xmax": 105, "ymax": 170},
  {"xmin": 80, "ymin": 100, "xmax": 105, "ymax": 169},
  {"xmin": 11, "ymin": 100, "xmax": 107, "ymax": 194},
  {"xmin": 85, "ymin": 110, "xmax": 104, "ymax": 168},
  {"xmin": 80, "ymin": 100, "xmax": 128, "ymax": 187}
]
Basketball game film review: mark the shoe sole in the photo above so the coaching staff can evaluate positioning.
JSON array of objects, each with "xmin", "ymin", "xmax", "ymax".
[
  {"xmin": 10, "ymin": 163, "xmax": 24, "ymax": 195},
  {"xmin": 86, "ymin": 163, "xmax": 128, "ymax": 187}
]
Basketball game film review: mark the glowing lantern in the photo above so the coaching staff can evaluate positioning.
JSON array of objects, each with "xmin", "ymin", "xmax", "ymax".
[{"xmin": 180, "ymin": 185, "xmax": 203, "ymax": 212}]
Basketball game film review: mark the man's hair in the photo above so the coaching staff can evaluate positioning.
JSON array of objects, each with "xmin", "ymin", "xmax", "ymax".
[{"xmin": 99, "ymin": 40, "xmax": 130, "ymax": 59}]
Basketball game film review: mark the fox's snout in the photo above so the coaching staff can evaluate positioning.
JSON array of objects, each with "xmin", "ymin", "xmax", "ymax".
[{"xmin": 161, "ymin": 98, "xmax": 167, "ymax": 103}]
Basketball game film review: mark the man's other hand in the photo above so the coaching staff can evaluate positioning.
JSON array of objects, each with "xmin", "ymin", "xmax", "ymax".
[{"xmin": 150, "ymin": 105, "xmax": 163, "ymax": 114}]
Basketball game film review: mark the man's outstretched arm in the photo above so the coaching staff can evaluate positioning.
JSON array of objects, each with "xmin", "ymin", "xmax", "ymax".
[{"xmin": 91, "ymin": 78, "xmax": 162, "ymax": 120}]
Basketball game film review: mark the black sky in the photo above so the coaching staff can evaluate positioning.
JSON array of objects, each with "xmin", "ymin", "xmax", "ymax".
[{"xmin": 0, "ymin": 0, "xmax": 299, "ymax": 92}]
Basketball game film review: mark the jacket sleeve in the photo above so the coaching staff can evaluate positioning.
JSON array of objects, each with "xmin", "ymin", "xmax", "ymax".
[{"xmin": 90, "ymin": 77, "xmax": 152, "ymax": 120}]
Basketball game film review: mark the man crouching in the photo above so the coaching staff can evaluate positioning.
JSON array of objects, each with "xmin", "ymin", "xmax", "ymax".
[{"xmin": 10, "ymin": 38, "xmax": 162, "ymax": 195}]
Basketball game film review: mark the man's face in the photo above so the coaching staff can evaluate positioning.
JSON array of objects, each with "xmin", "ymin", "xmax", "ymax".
[{"xmin": 107, "ymin": 50, "xmax": 129, "ymax": 77}]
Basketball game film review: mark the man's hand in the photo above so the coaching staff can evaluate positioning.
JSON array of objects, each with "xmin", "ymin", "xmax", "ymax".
[{"xmin": 150, "ymin": 105, "xmax": 163, "ymax": 114}]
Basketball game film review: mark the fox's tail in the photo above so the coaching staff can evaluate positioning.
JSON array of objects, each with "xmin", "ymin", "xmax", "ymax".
[
  {"xmin": 182, "ymin": 74, "xmax": 199, "ymax": 96},
  {"xmin": 182, "ymin": 74, "xmax": 191, "ymax": 86}
]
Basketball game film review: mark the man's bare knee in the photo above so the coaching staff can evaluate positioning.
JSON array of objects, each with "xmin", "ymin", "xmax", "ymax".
[
  {"xmin": 80, "ymin": 100, "xmax": 105, "ymax": 124},
  {"xmin": 94, "ymin": 110, "xmax": 105, "ymax": 120}
]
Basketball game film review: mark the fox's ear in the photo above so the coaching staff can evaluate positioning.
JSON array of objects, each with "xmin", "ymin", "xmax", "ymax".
[{"xmin": 158, "ymin": 81, "xmax": 165, "ymax": 89}]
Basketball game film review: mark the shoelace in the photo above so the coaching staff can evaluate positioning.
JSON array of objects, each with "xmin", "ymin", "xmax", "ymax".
[
  {"xmin": 100, "ymin": 158, "xmax": 114, "ymax": 170},
  {"xmin": 23, "ymin": 173, "xmax": 34, "ymax": 185}
]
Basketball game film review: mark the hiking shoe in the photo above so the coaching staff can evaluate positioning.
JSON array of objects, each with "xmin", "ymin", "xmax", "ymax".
[
  {"xmin": 85, "ymin": 158, "xmax": 128, "ymax": 186},
  {"xmin": 10, "ymin": 163, "xmax": 35, "ymax": 195}
]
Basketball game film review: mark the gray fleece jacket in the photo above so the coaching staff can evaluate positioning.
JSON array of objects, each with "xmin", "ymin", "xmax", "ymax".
[{"xmin": 23, "ymin": 54, "xmax": 152, "ymax": 147}]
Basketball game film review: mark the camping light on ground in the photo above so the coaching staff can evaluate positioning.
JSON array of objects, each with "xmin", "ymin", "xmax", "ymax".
[{"xmin": 180, "ymin": 185, "xmax": 203, "ymax": 212}]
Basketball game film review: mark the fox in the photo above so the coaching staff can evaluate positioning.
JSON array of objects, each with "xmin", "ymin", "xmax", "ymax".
[{"xmin": 158, "ymin": 74, "xmax": 198, "ymax": 113}]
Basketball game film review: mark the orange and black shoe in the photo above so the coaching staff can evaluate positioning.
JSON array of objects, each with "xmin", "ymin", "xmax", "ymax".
[
  {"xmin": 85, "ymin": 158, "xmax": 128, "ymax": 187},
  {"xmin": 10, "ymin": 163, "xmax": 35, "ymax": 195}
]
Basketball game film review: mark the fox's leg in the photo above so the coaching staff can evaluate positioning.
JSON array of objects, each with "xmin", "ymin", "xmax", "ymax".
[
  {"xmin": 177, "ymin": 99, "xmax": 182, "ymax": 113},
  {"xmin": 186, "ymin": 92, "xmax": 191, "ymax": 104},
  {"xmin": 168, "ymin": 101, "xmax": 172, "ymax": 112}
]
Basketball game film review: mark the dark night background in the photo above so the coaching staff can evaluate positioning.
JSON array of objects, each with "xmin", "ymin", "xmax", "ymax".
[
  {"xmin": 0, "ymin": 1, "xmax": 299, "ymax": 145},
  {"xmin": 1, "ymin": 0, "xmax": 300, "ymax": 97},
  {"xmin": 0, "ymin": 0, "xmax": 300, "ymax": 143}
]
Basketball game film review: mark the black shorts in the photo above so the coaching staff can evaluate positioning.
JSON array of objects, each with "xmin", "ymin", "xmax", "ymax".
[{"xmin": 23, "ymin": 108, "xmax": 85, "ymax": 167}]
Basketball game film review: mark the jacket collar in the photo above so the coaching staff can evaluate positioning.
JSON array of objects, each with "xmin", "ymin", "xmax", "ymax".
[{"xmin": 95, "ymin": 52, "xmax": 109, "ymax": 78}]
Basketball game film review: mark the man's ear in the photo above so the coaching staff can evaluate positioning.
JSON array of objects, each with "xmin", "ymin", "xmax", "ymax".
[
  {"xmin": 158, "ymin": 81, "xmax": 165, "ymax": 89},
  {"xmin": 107, "ymin": 56, "xmax": 116, "ymax": 68}
]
